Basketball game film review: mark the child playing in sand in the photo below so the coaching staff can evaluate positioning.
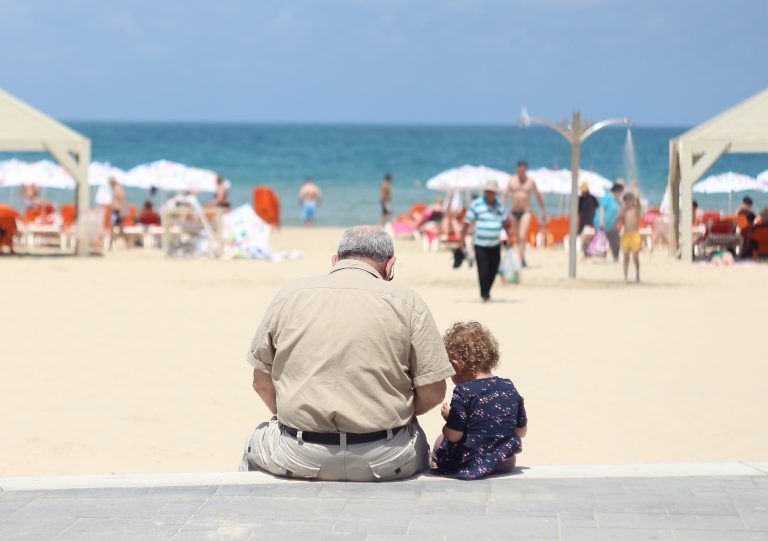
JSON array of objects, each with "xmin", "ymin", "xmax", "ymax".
[
  {"xmin": 432, "ymin": 321, "xmax": 527, "ymax": 479},
  {"xmin": 619, "ymin": 192, "xmax": 641, "ymax": 282}
]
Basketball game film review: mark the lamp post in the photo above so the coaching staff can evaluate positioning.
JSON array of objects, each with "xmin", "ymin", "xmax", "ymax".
[{"xmin": 521, "ymin": 110, "xmax": 631, "ymax": 278}]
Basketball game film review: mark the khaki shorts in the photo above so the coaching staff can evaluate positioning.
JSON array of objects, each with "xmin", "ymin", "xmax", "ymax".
[{"xmin": 239, "ymin": 419, "xmax": 429, "ymax": 482}]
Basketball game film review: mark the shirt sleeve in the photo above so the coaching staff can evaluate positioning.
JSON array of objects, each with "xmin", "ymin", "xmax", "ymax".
[
  {"xmin": 516, "ymin": 396, "xmax": 527, "ymax": 428},
  {"xmin": 246, "ymin": 296, "xmax": 279, "ymax": 374},
  {"xmin": 464, "ymin": 204, "xmax": 476, "ymax": 224},
  {"xmin": 409, "ymin": 303, "xmax": 454, "ymax": 388},
  {"xmin": 445, "ymin": 386, "xmax": 469, "ymax": 432}
]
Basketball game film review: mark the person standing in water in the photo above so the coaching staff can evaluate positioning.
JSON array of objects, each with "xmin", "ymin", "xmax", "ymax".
[
  {"xmin": 380, "ymin": 174, "xmax": 393, "ymax": 225},
  {"xmin": 502, "ymin": 161, "xmax": 547, "ymax": 268},
  {"xmin": 298, "ymin": 178, "xmax": 323, "ymax": 227}
]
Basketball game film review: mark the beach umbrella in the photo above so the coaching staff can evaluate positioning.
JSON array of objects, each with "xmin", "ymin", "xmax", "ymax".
[
  {"xmin": 125, "ymin": 160, "xmax": 229, "ymax": 193},
  {"xmin": 693, "ymin": 171, "xmax": 759, "ymax": 213},
  {"xmin": 88, "ymin": 162, "xmax": 127, "ymax": 186},
  {"xmin": 756, "ymin": 169, "xmax": 768, "ymax": 191},
  {"xmin": 528, "ymin": 167, "xmax": 612, "ymax": 197},
  {"xmin": 425, "ymin": 165, "xmax": 510, "ymax": 192},
  {"xmin": 0, "ymin": 159, "xmax": 76, "ymax": 189}
]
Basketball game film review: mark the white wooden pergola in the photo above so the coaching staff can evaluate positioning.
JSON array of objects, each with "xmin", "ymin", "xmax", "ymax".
[
  {"xmin": 668, "ymin": 88, "xmax": 768, "ymax": 261},
  {"xmin": 0, "ymin": 88, "xmax": 90, "ymax": 218}
]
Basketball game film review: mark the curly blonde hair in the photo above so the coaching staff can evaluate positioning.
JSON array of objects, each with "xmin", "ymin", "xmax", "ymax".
[{"xmin": 442, "ymin": 321, "xmax": 500, "ymax": 376}]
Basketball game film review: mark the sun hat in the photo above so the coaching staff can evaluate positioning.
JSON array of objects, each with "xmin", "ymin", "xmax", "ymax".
[{"xmin": 483, "ymin": 180, "xmax": 501, "ymax": 193}]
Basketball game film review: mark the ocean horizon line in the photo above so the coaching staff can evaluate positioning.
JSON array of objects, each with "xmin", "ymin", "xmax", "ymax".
[{"xmin": 62, "ymin": 119, "xmax": 692, "ymax": 131}]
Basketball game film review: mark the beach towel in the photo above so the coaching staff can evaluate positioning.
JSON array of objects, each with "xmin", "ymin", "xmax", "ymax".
[
  {"xmin": 587, "ymin": 230, "xmax": 607, "ymax": 258},
  {"xmin": 498, "ymin": 249, "xmax": 521, "ymax": 283}
]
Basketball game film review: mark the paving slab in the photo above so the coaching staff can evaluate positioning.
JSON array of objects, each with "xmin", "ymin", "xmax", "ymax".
[{"xmin": 1, "ymin": 471, "xmax": 768, "ymax": 540}]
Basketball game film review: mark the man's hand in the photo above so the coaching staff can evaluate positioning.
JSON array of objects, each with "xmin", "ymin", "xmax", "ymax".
[{"xmin": 441, "ymin": 403, "xmax": 451, "ymax": 419}]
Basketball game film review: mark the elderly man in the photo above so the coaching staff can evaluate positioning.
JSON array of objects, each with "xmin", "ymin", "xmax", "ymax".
[{"xmin": 240, "ymin": 226, "xmax": 453, "ymax": 481}]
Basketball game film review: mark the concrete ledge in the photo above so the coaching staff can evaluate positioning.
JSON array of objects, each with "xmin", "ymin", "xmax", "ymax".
[{"xmin": 1, "ymin": 461, "xmax": 766, "ymax": 492}]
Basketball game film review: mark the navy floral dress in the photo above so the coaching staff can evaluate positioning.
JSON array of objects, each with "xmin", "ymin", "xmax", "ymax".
[{"xmin": 434, "ymin": 376, "xmax": 526, "ymax": 480}]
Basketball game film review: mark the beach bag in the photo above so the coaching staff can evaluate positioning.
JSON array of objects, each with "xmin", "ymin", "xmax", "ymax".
[
  {"xmin": 498, "ymin": 249, "xmax": 521, "ymax": 284},
  {"xmin": 587, "ymin": 230, "xmax": 607, "ymax": 258}
]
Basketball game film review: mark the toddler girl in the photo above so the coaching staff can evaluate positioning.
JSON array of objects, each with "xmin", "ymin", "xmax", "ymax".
[{"xmin": 433, "ymin": 321, "xmax": 527, "ymax": 479}]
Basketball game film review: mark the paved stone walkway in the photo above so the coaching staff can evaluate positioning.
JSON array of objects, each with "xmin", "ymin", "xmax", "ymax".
[{"xmin": 1, "ymin": 475, "xmax": 767, "ymax": 540}]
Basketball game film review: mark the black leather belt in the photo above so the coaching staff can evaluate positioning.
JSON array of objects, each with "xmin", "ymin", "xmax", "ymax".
[{"xmin": 280, "ymin": 424, "xmax": 407, "ymax": 445}]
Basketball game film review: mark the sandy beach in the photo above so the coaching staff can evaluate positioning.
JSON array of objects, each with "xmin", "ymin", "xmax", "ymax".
[{"xmin": 1, "ymin": 228, "xmax": 766, "ymax": 477}]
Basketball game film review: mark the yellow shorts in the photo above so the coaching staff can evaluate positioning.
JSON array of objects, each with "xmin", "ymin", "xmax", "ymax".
[{"xmin": 621, "ymin": 231, "xmax": 641, "ymax": 253}]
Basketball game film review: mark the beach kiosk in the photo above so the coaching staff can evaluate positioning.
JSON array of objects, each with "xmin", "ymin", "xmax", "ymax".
[
  {"xmin": 0, "ymin": 88, "xmax": 92, "ymax": 254},
  {"xmin": 668, "ymin": 87, "xmax": 768, "ymax": 261}
]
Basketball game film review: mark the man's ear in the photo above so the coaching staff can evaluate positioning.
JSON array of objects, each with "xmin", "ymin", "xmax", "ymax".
[
  {"xmin": 384, "ymin": 256, "xmax": 396, "ymax": 280},
  {"xmin": 331, "ymin": 255, "xmax": 338, "ymax": 266}
]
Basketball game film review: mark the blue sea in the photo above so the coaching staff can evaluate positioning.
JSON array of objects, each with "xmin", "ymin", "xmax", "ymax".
[{"xmin": 2, "ymin": 123, "xmax": 767, "ymax": 225}]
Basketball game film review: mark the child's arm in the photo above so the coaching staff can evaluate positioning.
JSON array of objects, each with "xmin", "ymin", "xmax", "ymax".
[
  {"xmin": 441, "ymin": 393, "xmax": 468, "ymax": 443},
  {"xmin": 515, "ymin": 425, "xmax": 527, "ymax": 438},
  {"xmin": 442, "ymin": 425, "xmax": 464, "ymax": 443}
]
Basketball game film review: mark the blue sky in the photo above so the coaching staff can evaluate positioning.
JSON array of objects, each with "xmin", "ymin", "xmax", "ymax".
[{"xmin": 1, "ymin": 0, "xmax": 766, "ymax": 125}]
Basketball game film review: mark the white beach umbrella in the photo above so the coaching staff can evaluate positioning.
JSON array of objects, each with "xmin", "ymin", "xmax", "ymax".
[
  {"xmin": 125, "ymin": 160, "xmax": 229, "ymax": 193},
  {"xmin": 0, "ymin": 159, "xmax": 29, "ymax": 187},
  {"xmin": 756, "ymin": 169, "xmax": 768, "ymax": 191},
  {"xmin": 528, "ymin": 167, "xmax": 612, "ymax": 197},
  {"xmin": 693, "ymin": 172, "xmax": 758, "ymax": 194},
  {"xmin": 88, "ymin": 161, "xmax": 127, "ymax": 186},
  {"xmin": 426, "ymin": 164, "xmax": 509, "ymax": 192},
  {"xmin": 0, "ymin": 159, "xmax": 76, "ymax": 189},
  {"xmin": 693, "ymin": 171, "xmax": 759, "ymax": 213},
  {"xmin": 425, "ymin": 165, "xmax": 510, "ymax": 191}
]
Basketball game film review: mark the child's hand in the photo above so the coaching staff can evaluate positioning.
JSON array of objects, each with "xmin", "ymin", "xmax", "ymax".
[{"xmin": 441, "ymin": 403, "xmax": 451, "ymax": 419}]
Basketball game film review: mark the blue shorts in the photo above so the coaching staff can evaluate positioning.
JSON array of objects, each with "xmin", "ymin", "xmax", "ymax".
[{"xmin": 301, "ymin": 201, "xmax": 317, "ymax": 222}]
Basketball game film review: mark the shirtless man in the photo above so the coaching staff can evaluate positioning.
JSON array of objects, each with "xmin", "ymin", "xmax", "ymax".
[
  {"xmin": 207, "ymin": 175, "xmax": 230, "ymax": 208},
  {"xmin": 502, "ymin": 161, "xmax": 547, "ymax": 267},
  {"xmin": 380, "ymin": 174, "xmax": 393, "ymax": 225},
  {"xmin": 298, "ymin": 178, "xmax": 322, "ymax": 226},
  {"xmin": 108, "ymin": 177, "xmax": 129, "ymax": 250}
]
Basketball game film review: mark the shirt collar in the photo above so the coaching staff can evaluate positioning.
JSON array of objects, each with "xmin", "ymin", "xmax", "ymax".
[{"xmin": 330, "ymin": 258, "xmax": 383, "ymax": 279}]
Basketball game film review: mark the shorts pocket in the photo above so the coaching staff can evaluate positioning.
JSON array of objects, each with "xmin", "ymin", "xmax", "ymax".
[
  {"xmin": 368, "ymin": 441, "xmax": 417, "ymax": 480},
  {"xmin": 272, "ymin": 437, "xmax": 322, "ymax": 479}
]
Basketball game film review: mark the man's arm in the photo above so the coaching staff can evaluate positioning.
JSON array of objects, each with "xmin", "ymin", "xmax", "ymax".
[
  {"xmin": 413, "ymin": 379, "xmax": 446, "ymax": 416},
  {"xmin": 252, "ymin": 368, "xmax": 277, "ymax": 414}
]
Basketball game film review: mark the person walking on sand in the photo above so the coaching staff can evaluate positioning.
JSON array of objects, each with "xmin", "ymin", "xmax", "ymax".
[
  {"xmin": 502, "ymin": 161, "xmax": 547, "ymax": 268},
  {"xmin": 619, "ymin": 191, "xmax": 641, "ymax": 282},
  {"xmin": 240, "ymin": 226, "xmax": 454, "ymax": 481},
  {"xmin": 380, "ymin": 173, "xmax": 393, "ymax": 225},
  {"xmin": 108, "ymin": 177, "xmax": 129, "ymax": 250},
  {"xmin": 595, "ymin": 181, "xmax": 625, "ymax": 262},
  {"xmin": 298, "ymin": 178, "xmax": 322, "ymax": 227},
  {"xmin": 461, "ymin": 180, "xmax": 510, "ymax": 303}
]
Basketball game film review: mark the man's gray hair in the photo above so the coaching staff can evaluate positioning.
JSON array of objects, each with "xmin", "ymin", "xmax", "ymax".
[{"xmin": 337, "ymin": 226, "xmax": 395, "ymax": 264}]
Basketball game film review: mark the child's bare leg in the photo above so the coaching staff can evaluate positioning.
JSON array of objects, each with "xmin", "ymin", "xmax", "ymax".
[
  {"xmin": 633, "ymin": 251, "xmax": 640, "ymax": 282},
  {"xmin": 494, "ymin": 454, "xmax": 517, "ymax": 474},
  {"xmin": 622, "ymin": 252, "xmax": 629, "ymax": 282}
]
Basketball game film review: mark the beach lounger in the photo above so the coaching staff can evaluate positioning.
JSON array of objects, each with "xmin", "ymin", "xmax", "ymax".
[{"xmin": 695, "ymin": 219, "xmax": 740, "ymax": 258}]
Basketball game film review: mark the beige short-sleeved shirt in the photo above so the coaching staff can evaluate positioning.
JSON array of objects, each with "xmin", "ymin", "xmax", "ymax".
[{"xmin": 247, "ymin": 258, "xmax": 454, "ymax": 433}]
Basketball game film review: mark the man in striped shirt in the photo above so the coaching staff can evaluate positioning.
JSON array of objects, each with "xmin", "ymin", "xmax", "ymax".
[{"xmin": 461, "ymin": 180, "xmax": 511, "ymax": 302}]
